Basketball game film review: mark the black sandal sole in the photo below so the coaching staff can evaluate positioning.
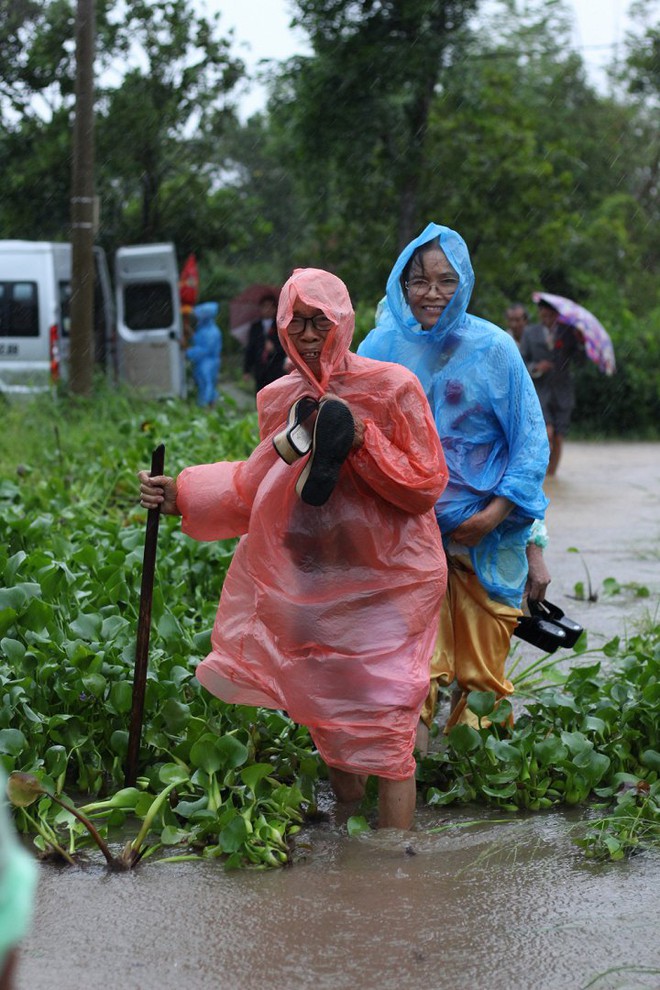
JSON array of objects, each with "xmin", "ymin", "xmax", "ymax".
[{"xmin": 295, "ymin": 399, "xmax": 354, "ymax": 505}]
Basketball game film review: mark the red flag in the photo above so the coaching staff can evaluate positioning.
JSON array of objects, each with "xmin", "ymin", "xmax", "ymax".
[{"xmin": 179, "ymin": 254, "xmax": 199, "ymax": 307}]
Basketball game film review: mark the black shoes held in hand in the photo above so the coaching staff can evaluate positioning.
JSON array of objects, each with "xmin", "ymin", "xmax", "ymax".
[
  {"xmin": 273, "ymin": 395, "xmax": 354, "ymax": 506},
  {"xmin": 296, "ymin": 399, "xmax": 355, "ymax": 506},
  {"xmin": 514, "ymin": 599, "xmax": 583, "ymax": 653},
  {"xmin": 272, "ymin": 395, "xmax": 319, "ymax": 464}
]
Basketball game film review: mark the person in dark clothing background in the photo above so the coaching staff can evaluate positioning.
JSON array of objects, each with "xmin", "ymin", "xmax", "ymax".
[
  {"xmin": 243, "ymin": 293, "xmax": 287, "ymax": 392},
  {"xmin": 520, "ymin": 299, "xmax": 585, "ymax": 476}
]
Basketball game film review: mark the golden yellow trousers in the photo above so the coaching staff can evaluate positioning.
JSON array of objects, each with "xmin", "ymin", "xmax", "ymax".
[{"xmin": 421, "ymin": 556, "xmax": 521, "ymax": 730}]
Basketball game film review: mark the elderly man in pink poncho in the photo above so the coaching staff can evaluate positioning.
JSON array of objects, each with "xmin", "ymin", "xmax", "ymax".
[{"xmin": 139, "ymin": 268, "xmax": 448, "ymax": 829}]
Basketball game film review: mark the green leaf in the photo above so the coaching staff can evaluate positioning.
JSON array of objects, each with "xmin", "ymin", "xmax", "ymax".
[
  {"xmin": 485, "ymin": 737, "xmax": 523, "ymax": 764},
  {"xmin": 534, "ymin": 737, "xmax": 568, "ymax": 766},
  {"xmin": 0, "ymin": 584, "xmax": 41, "ymax": 611},
  {"xmin": 347, "ymin": 815, "xmax": 372, "ymax": 836},
  {"xmin": 192, "ymin": 628, "xmax": 212, "ymax": 652},
  {"xmin": 448, "ymin": 724, "xmax": 483, "ymax": 755},
  {"xmin": 108, "ymin": 681, "xmax": 134, "ymax": 715},
  {"xmin": 0, "ymin": 609, "xmax": 17, "ymax": 639},
  {"xmin": 4, "ymin": 551, "xmax": 27, "ymax": 584},
  {"xmin": 158, "ymin": 763, "xmax": 190, "ymax": 786},
  {"xmin": 1, "ymin": 638, "xmax": 26, "ymax": 664},
  {"xmin": 572, "ymin": 750, "xmax": 610, "ymax": 786},
  {"xmin": 466, "ymin": 690, "xmax": 496, "ymax": 717},
  {"xmin": 190, "ymin": 734, "xmax": 224, "ymax": 774},
  {"xmin": 70, "ymin": 613, "xmax": 103, "ymax": 642},
  {"xmin": 101, "ymin": 615, "xmax": 131, "ymax": 641},
  {"xmin": 156, "ymin": 611, "xmax": 180, "ymax": 642},
  {"xmin": 426, "ymin": 785, "xmax": 462, "ymax": 807},
  {"xmin": 491, "ymin": 698, "xmax": 514, "ymax": 725},
  {"xmin": 219, "ymin": 814, "xmax": 249, "ymax": 853},
  {"xmin": 215, "ymin": 734, "xmax": 249, "ymax": 769},
  {"xmin": 480, "ymin": 782, "xmax": 518, "ymax": 799},
  {"xmin": 82, "ymin": 673, "xmax": 107, "ymax": 698},
  {"xmin": 241, "ymin": 763, "xmax": 274, "ymax": 790},
  {"xmin": 44, "ymin": 745, "xmax": 68, "ymax": 777},
  {"xmin": 110, "ymin": 730, "xmax": 129, "ymax": 756},
  {"xmin": 641, "ymin": 750, "xmax": 660, "ymax": 773},
  {"xmin": 161, "ymin": 825, "xmax": 188, "ymax": 845},
  {"xmin": 0, "ymin": 728, "xmax": 28, "ymax": 756},
  {"xmin": 582, "ymin": 716, "xmax": 607, "ymax": 736},
  {"xmin": 560, "ymin": 731, "xmax": 592, "ymax": 756},
  {"xmin": 161, "ymin": 699, "xmax": 191, "ymax": 734}
]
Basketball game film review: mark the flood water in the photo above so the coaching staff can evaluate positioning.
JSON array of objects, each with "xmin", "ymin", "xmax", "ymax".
[{"xmin": 17, "ymin": 442, "xmax": 660, "ymax": 990}]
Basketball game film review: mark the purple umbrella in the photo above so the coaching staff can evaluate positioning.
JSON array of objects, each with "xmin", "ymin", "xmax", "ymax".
[{"xmin": 532, "ymin": 292, "xmax": 616, "ymax": 376}]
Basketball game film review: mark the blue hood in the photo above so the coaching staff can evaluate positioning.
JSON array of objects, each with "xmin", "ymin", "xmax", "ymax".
[
  {"xmin": 194, "ymin": 301, "xmax": 219, "ymax": 323},
  {"xmin": 385, "ymin": 222, "xmax": 475, "ymax": 341}
]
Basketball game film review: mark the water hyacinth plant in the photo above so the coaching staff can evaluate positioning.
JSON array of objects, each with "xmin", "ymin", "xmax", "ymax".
[
  {"xmin": 1, "ymin": 389, "xmax": 659, "ymax": 866},
  {"xmin": 417, "ymin": 626, "xmax": 660, "ymax": 858}
]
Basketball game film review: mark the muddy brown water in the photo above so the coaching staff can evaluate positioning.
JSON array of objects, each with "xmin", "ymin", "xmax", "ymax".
[{"xmin": 17, "ymin": 442, "xmax": 660, "ymax": 990}]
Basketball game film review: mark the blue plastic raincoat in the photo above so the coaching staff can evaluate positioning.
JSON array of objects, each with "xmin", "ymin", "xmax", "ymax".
[
  {"xmin": 359, "ymin": 223, "xmax": 549, "ymax": 605},
  {"xmin": 187, "ymin": 302, "xmax": 222, "ymax": 406}
]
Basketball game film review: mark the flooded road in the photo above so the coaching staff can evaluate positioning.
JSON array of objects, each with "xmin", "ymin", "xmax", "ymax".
[{"xmin": 17, "ymin": 442, "xmax": 660, "ymax": 990}]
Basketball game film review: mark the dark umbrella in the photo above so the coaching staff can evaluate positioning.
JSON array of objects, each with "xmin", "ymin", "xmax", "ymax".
[
  {"xmin": 532, "ymin": 292, "xmax": 616, "ymax": 376},
  {"xmin": 125, "ymin": 443, "xmax": 165, "ymax": 787},
  {"xmin": 229, "ymin": 283, "xmax": 280, "ymax": 347}
]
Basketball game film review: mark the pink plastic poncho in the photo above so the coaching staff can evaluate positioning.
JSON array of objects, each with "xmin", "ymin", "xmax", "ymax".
[{"xmin": 178, "ymin": 269, "xmax": 448, "ymax": 780}]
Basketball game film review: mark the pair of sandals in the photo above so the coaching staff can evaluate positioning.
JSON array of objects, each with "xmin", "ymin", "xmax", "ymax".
[
  {"xmin": 514, "ymin": 599, "xmax": 583, "ymax": 653},
  {"xmin": 273, "ymin": 395, "xmax": 355, "ymax": 506}
]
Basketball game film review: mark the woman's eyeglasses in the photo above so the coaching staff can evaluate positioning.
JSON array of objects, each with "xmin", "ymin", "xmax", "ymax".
[
  {"xmin": 405, "ymin": 277, "xmax": 459, "ymax": 298},
  {"xmin": 288, "ymin": 315, "xmax": 334, "ymax": 335}
]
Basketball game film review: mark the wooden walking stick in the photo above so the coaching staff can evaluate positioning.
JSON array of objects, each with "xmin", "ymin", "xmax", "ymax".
[{"xmin": 125, "ymin": 443, "xmax": 165, "ymax": 787}]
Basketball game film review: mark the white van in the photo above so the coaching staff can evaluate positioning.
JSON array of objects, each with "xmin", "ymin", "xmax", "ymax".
[
  {"xmin": 0, "ymin": 240, "xmax": 184, "ymax": 397},
  {"xmin": 114, "ymin": 243, "xmax": 186, "ymax": 398},
  {"xmin": 0, "ymin": 241, "xmax": 71, "ymax": 393}
]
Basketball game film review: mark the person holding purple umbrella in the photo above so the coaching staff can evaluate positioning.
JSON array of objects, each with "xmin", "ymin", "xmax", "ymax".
[{"xmin": 521, "ymin": 298, "xmax": 585, "ymax": 476}]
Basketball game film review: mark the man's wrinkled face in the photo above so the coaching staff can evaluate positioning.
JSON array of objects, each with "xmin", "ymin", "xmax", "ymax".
[{"xmin": 287, "ymin": 302, "xmax": 333, "ymax": 379}]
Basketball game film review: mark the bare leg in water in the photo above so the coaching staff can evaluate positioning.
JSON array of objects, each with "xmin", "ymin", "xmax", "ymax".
[{"xmin": 328, "ymin": 767, "xmax": 416, "ymax": 829}]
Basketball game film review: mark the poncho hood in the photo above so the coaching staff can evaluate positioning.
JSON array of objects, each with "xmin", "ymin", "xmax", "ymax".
[
  {"xmin": 194, "ymin": 301, "xmax": 219, "ymax": 323},
  {"xmin": 277, "ymin": 268, "xmax": 354, "ymax": 392},
  {"xmin": 385, "ymin": 222, "xmax": 475, "ymax": 342}
]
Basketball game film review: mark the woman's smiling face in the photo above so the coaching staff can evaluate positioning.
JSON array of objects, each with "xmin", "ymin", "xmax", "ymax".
[{"xmin": 405, "ymin": 247, "xmax": 459, "ymax": 330}]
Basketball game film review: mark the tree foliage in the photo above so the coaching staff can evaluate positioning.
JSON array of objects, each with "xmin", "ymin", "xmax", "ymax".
[{"xmin": 0, "ymin": 0, "xmax": 658, "ymax": 432}]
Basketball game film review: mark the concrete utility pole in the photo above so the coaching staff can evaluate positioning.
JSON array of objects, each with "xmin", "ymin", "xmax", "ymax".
[{"xmin": 69, "ymin": 0, "xmax": 96, "ymax": 396}]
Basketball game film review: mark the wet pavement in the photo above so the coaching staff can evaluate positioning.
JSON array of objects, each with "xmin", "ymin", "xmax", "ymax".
[{"xmin": 16, "ymin": 441, "xmax": 660, "ymax": 990}]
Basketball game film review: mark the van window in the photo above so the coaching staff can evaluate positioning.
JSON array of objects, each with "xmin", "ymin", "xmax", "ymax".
[
  {"xmin": 124, "ymin": 283, "xmax": 173, "ymax": 331},
  {"xmin": 0, "ymin": 282, "xmax": 39, "ymax": 337}
]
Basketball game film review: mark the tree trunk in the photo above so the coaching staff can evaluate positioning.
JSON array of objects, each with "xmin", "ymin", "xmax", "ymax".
[{"xmin": 69, "ymin": 0, "xmax": 96, "ymax": 397}]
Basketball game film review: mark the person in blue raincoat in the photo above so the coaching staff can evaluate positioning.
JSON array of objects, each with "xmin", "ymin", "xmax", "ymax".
[
  {"xmin": 359, "ymin": 222, "xmax": 550, "ymax": 743},
  {"xmin": 186, "ymin": 302, "xmax": 222, "ymax": 407}
]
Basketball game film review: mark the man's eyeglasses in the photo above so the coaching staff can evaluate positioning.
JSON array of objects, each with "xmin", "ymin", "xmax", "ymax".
[
  {"xmin": 288, "ymin": 315, "xmax": 334, "ymax": 335},
  {"xmin": 405, "ymin": 277, "xmax": 459, "ymax": 298}
]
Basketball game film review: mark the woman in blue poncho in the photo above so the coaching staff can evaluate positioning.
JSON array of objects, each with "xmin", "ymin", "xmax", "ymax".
[
  {"xmin": 359, "ymin": 222, "xmax": 550, "ymax": 739},
  {"xmin": 187, "ymin": 302, "xmax": 222, "ymax": 407}
]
